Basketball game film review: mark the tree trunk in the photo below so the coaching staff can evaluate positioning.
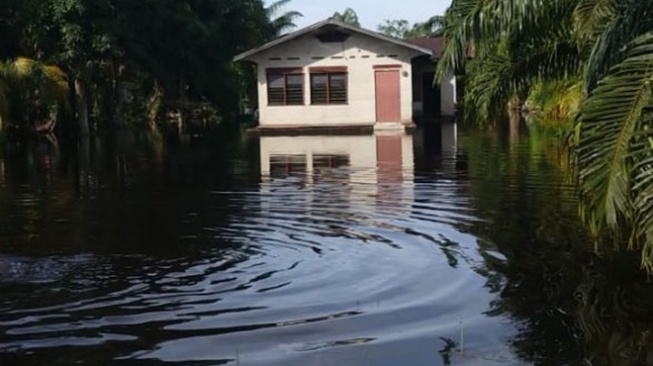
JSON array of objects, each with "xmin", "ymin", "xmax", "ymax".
[
  {"xmin": 75, "ymin": 79, "xmax": 90, "ymax": 136},
  {"xmin": 112, "ymin": 64, "xmax": 126, "ymax": 127},
  {"xmin": 148, "ymin": 81, "xmax": 164, "ymax": 132}
]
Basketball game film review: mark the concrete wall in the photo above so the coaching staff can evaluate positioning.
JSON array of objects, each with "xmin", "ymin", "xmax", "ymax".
[
  {"xmin": 440, "ymin": 69, "xmax": 456, "ymax": 117},
  {"xmin": 250, "ymin": 33, "xmax": 424, "ymax": 127}
]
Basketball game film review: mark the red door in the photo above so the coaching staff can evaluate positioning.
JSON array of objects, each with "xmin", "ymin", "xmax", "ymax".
[{"xmin": 375, "ymin": 70, "xmax": 401, "ymax": 123}]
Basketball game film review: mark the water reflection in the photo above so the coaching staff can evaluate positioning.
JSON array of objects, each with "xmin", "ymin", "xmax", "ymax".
[
  {"xmin": 260, "ymin": 132, "xmax": 414, "ymax": 179},
  {"xmin": 0, "ymin": 125, "xmax": 652, "ymax": 365}
]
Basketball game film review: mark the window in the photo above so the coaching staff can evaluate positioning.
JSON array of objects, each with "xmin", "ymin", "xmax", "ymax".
[
  {"xmin": 310, "ymin": 67, "xmax": 348, "ymax": 105},
  {"xmin": 266, "ymin": 68, "xmax": 304, "ymax": 106}
]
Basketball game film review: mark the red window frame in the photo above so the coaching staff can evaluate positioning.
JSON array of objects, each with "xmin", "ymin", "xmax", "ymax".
[
  {"xmin": 266, "ymin": 68, "xmax": 304, "ymax": 106},
  {"xmin": 309, "ymin": 67, "xmax": 348, "ymax": 105}
]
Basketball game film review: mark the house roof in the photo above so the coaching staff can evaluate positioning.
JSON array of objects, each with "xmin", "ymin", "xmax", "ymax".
[
  {"xmin": 407, "ymin": 37, "xmax": 476, "ymax": 59},
  {"xmin": 406, "ymin": 37, "xmax": 444, "ymax": 58},
  {"xmin": 234, "ymin": 19, "xmax": 433, "ymax": 62}
]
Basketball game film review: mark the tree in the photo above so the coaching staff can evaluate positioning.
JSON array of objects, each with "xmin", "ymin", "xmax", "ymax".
[
  {"xmin": 411, "ymin": 15, "xmax": 445, "ymax": 37},
  {"xmin": 378, "ymin": 16, "xmax": 445, "ymax": 39},
  {"xmin": 266, "ymin": 0, "xmax": 303, "ymax": 36},
  {"xmin": 332, "ymin": 8, "xmax": 360, "ymax": 27},
  {"xmin": 377, "ymin": 19, "xmax": 411, "ymax": 38},
  {"xmin": 0, "ymin": 0, "xmax": 274, "ymax": 136}
]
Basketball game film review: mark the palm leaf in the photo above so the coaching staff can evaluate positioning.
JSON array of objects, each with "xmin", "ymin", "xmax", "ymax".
[
  {"xmin": 463, "ymin": 52, "xmax": 515, "ymax": 123},
  {"xmin": 270, "ymin": 10, "xmax": 303, "ymax": 35},
  {"xmin": 584, "ymin": 0, "xmax": 653, "ymax": 92},
  {"xmin": 265, "ymin": 0, "xmax": 293, "ymax": 18},
  {"xmin": 632, "ymin": 113, "xmax": 653, "ymax": 269},
  {"xmin": 573, "ymin": 0, "xmax": 618, "ymax": 40},
  {"xmin": 266, "ymin": 0, "xmax": 303, "ymax": 36},
  {"xmin": 461, "ymin": 4, "xmax": 583, "ymax": 124},
  {"xmin": 435, "ymin": 0, "xmax": 478, "ymax": 80},
  {"xmin": 576, "ymin": 33, "xmax": 653, "ymax": 238},
  {"xmin": 436, "ymin": 0, "xmax": 577, "ymax": 81}
]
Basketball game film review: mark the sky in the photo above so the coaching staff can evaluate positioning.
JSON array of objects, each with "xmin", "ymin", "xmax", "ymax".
[{"xmin": 269, "ymin": 0, "xmax": 453, "ymax": 30}]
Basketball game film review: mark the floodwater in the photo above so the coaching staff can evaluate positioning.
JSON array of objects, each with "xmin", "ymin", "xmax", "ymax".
[{"xmin": 0, "ymin": 123, "xmax": 652, "ymax": 366}]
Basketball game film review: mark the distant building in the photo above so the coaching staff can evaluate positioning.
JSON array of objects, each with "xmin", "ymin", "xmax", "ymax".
[{"xmin": 235, "ymin": 19, "xmax": 456, "ymax": 133}]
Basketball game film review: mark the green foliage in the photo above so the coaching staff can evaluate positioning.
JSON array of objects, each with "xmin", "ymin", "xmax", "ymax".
[
  {"xmin": 439, "ymin": 0, "xmax": 653, "ymax": 269},
  {"xmin": 0, "ymin": 0, "xmax": 281, "ymax": 135},
  {"xmin": 332, "ymin": 8, "xmax": 361, "ymax": 27},
  {"xmin": 0, "ymin": 58, "xmax": 70, "ymax": 131},
  {"xmin": 377, "ymin": 19, "xmax": 412, "ymax": 38},
  {"xmin": 377, "ymin": 16, "xmax": 445, "ymax": 39},
  {"xmin": 267, "ymin": 0, "xmax": 303, "ymax": 36},
  {"xmin": 575, "ymin": 33, "xmax": 653, "ymax": 269},
  {"xmin": 527, "ymin": 79, "xmax": 582, "ymax": 122}
]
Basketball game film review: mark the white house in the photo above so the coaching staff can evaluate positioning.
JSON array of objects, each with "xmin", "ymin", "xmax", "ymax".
[{"xmin": 234, "ymin": 19, "xmax": 457, "ymax": 133}]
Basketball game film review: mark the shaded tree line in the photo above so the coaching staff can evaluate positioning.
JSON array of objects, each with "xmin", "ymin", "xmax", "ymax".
[
  {"xmin": 331, "ymin": 8, "xmax": 445, "ymax": 39},
  {"xmin": 0, "ymin": 0, "xmax": 302, "ymax": 138}
]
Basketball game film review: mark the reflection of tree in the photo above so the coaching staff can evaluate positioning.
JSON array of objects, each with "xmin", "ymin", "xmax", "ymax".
[
  {"xmin": 0, "ymin": 126, "xmax": 260, "ymax": 256},
  {"xmin": 462, "ymin": 130, "xmax": 653, "ymax": 365}
]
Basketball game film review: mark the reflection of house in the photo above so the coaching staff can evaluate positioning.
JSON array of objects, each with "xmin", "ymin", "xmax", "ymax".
[
  {"xmin": 235, "ymin": 19, "xmax": 457, "ymax": 133},
  {"xmin": 413, "ymin": 122, "xmax": 458, "ymax": 172},
  {"xmin": 260, "ymin": 134, "xmax": 412, "ymax": 178},
  {"xmin": 260, "ymin": 134, "xmax": 413, "ymax": 203}
]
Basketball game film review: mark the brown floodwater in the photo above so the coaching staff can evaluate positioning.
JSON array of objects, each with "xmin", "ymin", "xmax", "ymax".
[{"xmin": 0, "ymin": 123, "xmax": 652, "ymax": 366}]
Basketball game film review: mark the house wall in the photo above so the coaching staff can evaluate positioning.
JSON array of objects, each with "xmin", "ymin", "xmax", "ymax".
[
  {"xmin": 440, "ymin": 69, "xmax": 456, "ymax": 117},
  {"xmin": 251, "ymin": 33, "xmax": 424, "ymax": 127}
]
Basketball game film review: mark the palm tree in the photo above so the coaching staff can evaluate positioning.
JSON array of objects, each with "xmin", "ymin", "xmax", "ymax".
[
  {"xmin": 436, "ymin": 0, "xmax": 653, "ymax": 269},
  {"xmin": 437, "ymin": 0, "xmax": 583, "ymax": 121},
  {"xmin": 266, "ymin": 0, "xmax": 303, "ymax": 36},
  {"xmin": 574, "ymin": 0, "xmax": 653, "ymax": 269}
]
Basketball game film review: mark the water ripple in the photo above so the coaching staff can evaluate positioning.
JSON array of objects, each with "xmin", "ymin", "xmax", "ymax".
[{"xmin": 0, "ymin": 130, "xmax": 580, "ymax": 365}]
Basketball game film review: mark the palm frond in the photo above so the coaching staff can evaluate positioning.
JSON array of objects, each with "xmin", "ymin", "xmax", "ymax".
[
  {"xmin": 463, "ymin": 52, "xmax": 515, "ymax": 123},
  {"xmin": 576, "ymin": 33, "xmax": 653, "ymax": 241},
  {"xmin": 633, "ymin": 139, "xmax": 653, "ymax": 269},
  {"xmin": 584, "ymin": 0, "xmax": 653, "ymax": 92},
  {"xmin": 265, "ymin": 0, "xmax": 293, "ymax": 18},
  {"xmin": 573, "ymin": 0, "xmax": 618, "ymax": 40},
  {"xmin": 463, "ymin": 17, "xmax": 583, "ymax": 124},
  {"xmin": 270, "ymin": 11, "xmax": 303, "ymax": 35},
  {"xmin": 435, "ymin": 0, "xmax": 478, "ymax": 80},
  {"xmin": 265, "ymin": 0, "xmax": 303, "ymax": 36},
  {"xmin": 436, "ymin": 0, "xmax": 577, "ymax": 81}
]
